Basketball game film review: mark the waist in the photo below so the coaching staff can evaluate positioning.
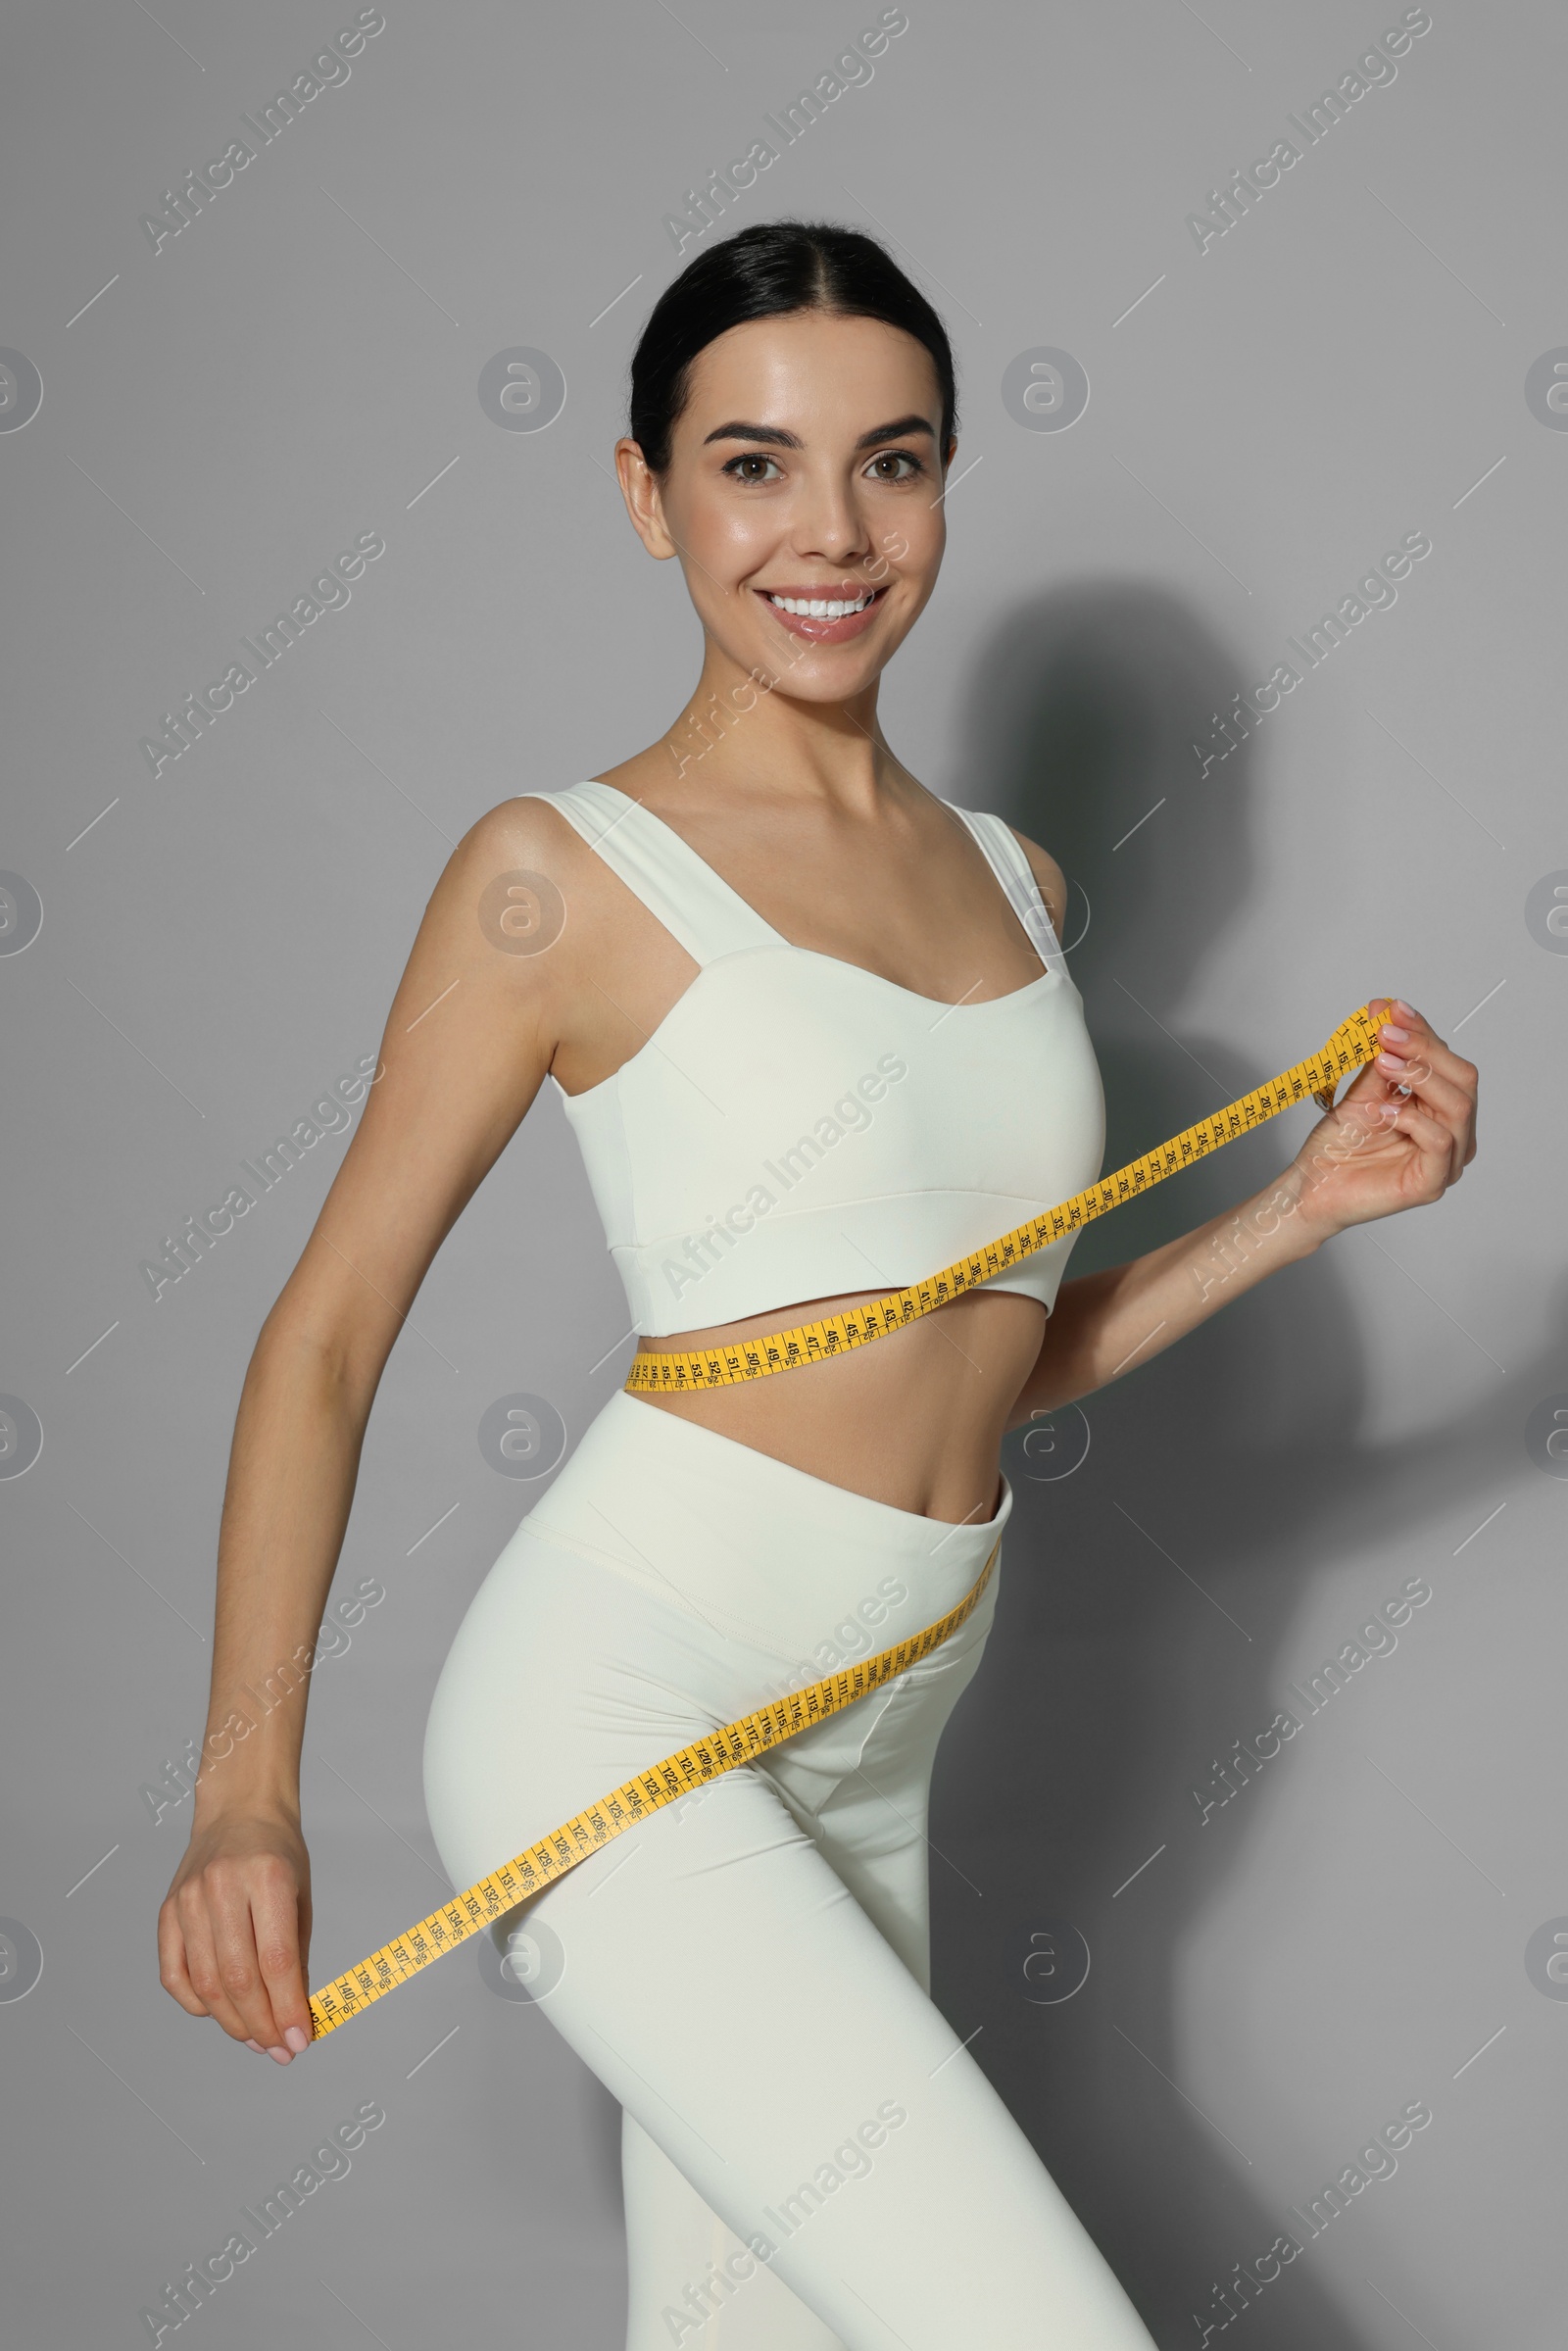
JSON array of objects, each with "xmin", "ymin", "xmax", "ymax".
[{"xmin": 628, "ymin": 1282, "xmax": 1046, "ymax": 1523}]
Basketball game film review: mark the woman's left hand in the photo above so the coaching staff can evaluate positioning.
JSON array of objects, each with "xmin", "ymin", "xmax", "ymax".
[{"xmin": 1286, "ymin": 996, "xmax": 1478, "ymax": 1242}]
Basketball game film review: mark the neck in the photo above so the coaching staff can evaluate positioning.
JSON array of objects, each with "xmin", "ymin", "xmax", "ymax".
[{"xmin": 662, "ymin": 643, "xmax": 902, "ymax": 816}]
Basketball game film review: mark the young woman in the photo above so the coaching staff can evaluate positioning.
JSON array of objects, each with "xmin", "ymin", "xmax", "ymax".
[{"xmin": 159, "ymin": 220, "xmax": 1478, "ymax": 2347}]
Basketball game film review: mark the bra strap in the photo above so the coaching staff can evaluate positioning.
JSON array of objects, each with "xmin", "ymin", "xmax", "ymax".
[
  {"xmin": 520, "ymin": 781, "xmax": 786, "ymax": 967},
  {"xmin": 945, "ymin": 804, "xmax": 1068, "ymax": 977}
]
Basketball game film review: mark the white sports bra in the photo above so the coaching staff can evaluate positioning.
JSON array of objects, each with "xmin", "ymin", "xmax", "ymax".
[{"xmin": 528, "ymin": 780, "xmax": 1106, "ymax": 1339}]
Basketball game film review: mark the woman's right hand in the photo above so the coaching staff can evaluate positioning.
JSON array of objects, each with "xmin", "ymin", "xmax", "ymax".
[{"xmin": 158, "ymin": 1809, "xmax": 315, "ymax": 2063}]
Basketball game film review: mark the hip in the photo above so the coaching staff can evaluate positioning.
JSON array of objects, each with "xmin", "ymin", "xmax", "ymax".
[{"xmin": 419, "ymin": 1391, "xmax": 1010, "ymax": 1888}]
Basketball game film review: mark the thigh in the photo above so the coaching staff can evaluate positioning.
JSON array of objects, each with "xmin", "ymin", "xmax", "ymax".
[
  {"xmin": 621, "ymin": 2077, "xmax": 850, "ymax": 2348},
  {"xmin": 614, "ymin": 1607, "xmax": 988, "ymax": 2351},
  {"xmin": 531, "ymin": 1763, "xmax": 1158, "ymax": 2350}
]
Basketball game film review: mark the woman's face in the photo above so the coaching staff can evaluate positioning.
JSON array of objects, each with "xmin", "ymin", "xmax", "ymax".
[{"xmin": 617, "ymin": 310, "xmax": 956, "ymax": 702}]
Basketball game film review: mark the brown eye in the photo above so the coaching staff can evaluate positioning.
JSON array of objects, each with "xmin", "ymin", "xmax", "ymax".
[{"xmin": 722, "ymin": 453, "xmax": 781, "ymax": 484}]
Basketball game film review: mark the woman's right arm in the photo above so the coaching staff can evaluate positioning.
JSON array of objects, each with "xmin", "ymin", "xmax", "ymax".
[{"xmin": 157, "ymin": 799, "xmax": 587, "ymax": 2062}]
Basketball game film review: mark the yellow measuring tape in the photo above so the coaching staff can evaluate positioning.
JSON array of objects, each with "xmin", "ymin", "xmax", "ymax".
[
  {"xmin": 307, "ymin": 1000, "xmax": 1382, "ymax": 2039},
  {"xmin": 623, "ymin": 1001, "xmax": 1384, "ymax": 1393}
]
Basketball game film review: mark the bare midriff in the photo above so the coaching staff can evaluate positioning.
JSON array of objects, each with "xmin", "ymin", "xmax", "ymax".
[{"xmin": 628, "ymin": 1284, "xmax": 1046, "ymax": 1527}]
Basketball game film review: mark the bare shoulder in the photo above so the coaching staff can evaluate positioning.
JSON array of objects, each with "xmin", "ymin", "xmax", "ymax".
[
  {"xmin": 443, "ymin": 790, "xmax": 588, "ymax": 890},
  {"xmin": 437, "ymin": 782, "xmax": 697, "ymax": 1010},
  {"xmin": 1004, "ymin": 825, "xmax": 1069, "ymax": 938},
  {"xmin": 425, "ymin": 790, "xmax": 619, "ymax": 947},
  {"xmin": 386, "ymin": 792, "xmax": 625, "ymax": 1051}
]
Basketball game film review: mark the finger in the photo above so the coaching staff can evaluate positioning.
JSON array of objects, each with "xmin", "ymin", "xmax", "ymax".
[
  {"xmin": 1373, "ymin": 1051, "xmax": 1474, "ymax": 1143},
  {"xmin": 199, "ymin": 1865, "xmax": 292, "ymax": 2052},
  {"xmin": 1378, "ymin": 1005, "xmax": 1478, "ymax": 1099},
  {"xmin": 1391, "ymin": 1039, "xmax": 1476, "ymax": 1111},
  {"xmin": 1377, "ymin": 1040, "xmax": 1475, "ymax": 1168},
  {"xmin": 1383, "ymin": 1098, "xmax": 1459, "ymax": 1197},
  {"xmin": 1350, "ymin": 1030, "xmax": 1472, "ymax": 1138},
  {"xmin": 251, "ymin": 1859, "xmax": 315, "ymax": 2056},
  {"xmin": 157, "ymin": 1895, "xmax": 215, "ymax": 2021},
  {"xmin": 1415, "ymin": 1037, "xmax": 1480, "ymax": 1162},
  {"xmin": 1382, "ymin": 995, "xmax": 1427, "ymax": 1037},
  {"xmin": 1373, "ymin": 1003, "xmax": 1445, "ymax": 1071},
  {"xmin": 1340, "ymin": 1056, "xmax": 1403, "ymax": 1109},
  {"xmin": 1379, "ymin": 1079, "xmax": 1464, "ymax": 1184},
  {"xmin": 173, "ymin": 1884, "xmax": 252, "ymax": 2044},
  {"xmin": 1336, "ymin": 1056, "xmax": 1454, "ymax": 1146}
]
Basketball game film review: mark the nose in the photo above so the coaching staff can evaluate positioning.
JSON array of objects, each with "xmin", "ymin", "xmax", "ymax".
[{"xmin": 785, "ymin": 465, "xmax": 875, "ymax": 577}]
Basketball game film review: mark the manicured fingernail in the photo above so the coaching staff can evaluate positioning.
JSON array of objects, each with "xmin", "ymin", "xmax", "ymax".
[
  {"xmin": 267, "ymin": 2044, "xmax": 292, "ymax": 2064},
  {"xmin": 244, "ymin": 2038, "xmax": 265, "ymax": 2054},
  {"xmin": 1379, "ymin": 1022, "xmax": 1410, "ymax": 1043},
  {"xmin": 283, "ymin": 2025, "xmax": 309, "ymax": 2054},
  {"xmin": 1394, "ymin": 998, "xmax": 1416, "ymax": 1018},
  {"xmin": 1377, "ymin": 1052, "xmax": 1408, "ymax": 1072}
]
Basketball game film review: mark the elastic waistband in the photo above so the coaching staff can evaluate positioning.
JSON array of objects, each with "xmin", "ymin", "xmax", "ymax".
[{"xmin": 521, "ymin": 1392, "xmax": 1009, "ymax": 1658}]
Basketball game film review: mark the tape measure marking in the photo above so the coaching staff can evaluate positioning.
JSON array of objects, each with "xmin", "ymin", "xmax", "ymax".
[
  {"xmin": 622, "ymin": 1003, "xmax": 1382, "ymax": 1395},
  {"xmin": 307, "ymin": 1002, "xmax": 1382, "ymax": 2039}
]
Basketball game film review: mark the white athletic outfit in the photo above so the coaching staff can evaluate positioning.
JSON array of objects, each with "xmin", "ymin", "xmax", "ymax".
[{"xmin": 421, "ymin": 783, "xmax": 1157, "ymax": 2348}]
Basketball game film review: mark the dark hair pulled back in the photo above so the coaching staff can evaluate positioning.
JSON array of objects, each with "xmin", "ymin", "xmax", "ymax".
[{"xmin": 626, "ymin": 218, "xmax": 958, "ymax": 477}]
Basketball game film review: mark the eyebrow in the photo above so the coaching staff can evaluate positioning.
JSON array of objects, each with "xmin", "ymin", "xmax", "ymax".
[{"xmin": 701, "ymin": 414, "xmax": 936, "ymax": 452}]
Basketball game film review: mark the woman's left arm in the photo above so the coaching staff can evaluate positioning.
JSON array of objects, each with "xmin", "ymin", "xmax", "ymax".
[{"xmin": 1006, "ymin": 995, "xmax": 1479, "ymax": 1429}]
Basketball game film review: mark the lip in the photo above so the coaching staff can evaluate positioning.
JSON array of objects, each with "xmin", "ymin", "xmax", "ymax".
[{"xmin": 753, "ymin": 585, "xmax": 887, "ymax": 644}]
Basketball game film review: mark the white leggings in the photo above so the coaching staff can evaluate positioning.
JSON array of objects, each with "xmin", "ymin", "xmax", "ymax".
[{"xmin": 422, "ymin": 1393, "xmax": 1158, "ymax": 2350}]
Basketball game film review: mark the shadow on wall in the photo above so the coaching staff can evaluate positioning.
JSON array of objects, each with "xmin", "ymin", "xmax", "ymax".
[{"xmin": 929, "ymin": 580, "xmax": 1544, "ymax": 2349}]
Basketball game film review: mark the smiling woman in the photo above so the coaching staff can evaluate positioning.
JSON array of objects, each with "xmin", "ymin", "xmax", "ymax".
[{"xmin": 159, "ymin": 217, "xmax": 1477, "ymax": 2350}]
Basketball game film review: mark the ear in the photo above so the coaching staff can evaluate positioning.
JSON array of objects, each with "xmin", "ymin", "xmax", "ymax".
[{"xmin": 613, "ymin": 437, "xmax": 679, "ymax": 562}]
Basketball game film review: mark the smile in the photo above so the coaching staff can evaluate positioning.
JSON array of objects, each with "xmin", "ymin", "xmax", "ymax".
[{"xmin": 754, "ymin": 585, "xmax": 887, "ymax": 642}]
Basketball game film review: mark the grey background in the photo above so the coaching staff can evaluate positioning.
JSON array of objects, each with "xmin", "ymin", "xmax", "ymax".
[{"xmin": 2, "ymin": 0, "xmax": 1563, "ymax": 2343}]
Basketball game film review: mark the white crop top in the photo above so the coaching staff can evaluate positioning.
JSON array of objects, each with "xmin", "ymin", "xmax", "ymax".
[{"xmin": 529, "ymin": 780, "xmax": 1106, "ymax": 1339}]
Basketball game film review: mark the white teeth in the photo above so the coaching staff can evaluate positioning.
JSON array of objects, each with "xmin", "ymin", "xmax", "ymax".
[{"xmin": 766, "ymin": 591, "xmax": 875, "ymax": 617}]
